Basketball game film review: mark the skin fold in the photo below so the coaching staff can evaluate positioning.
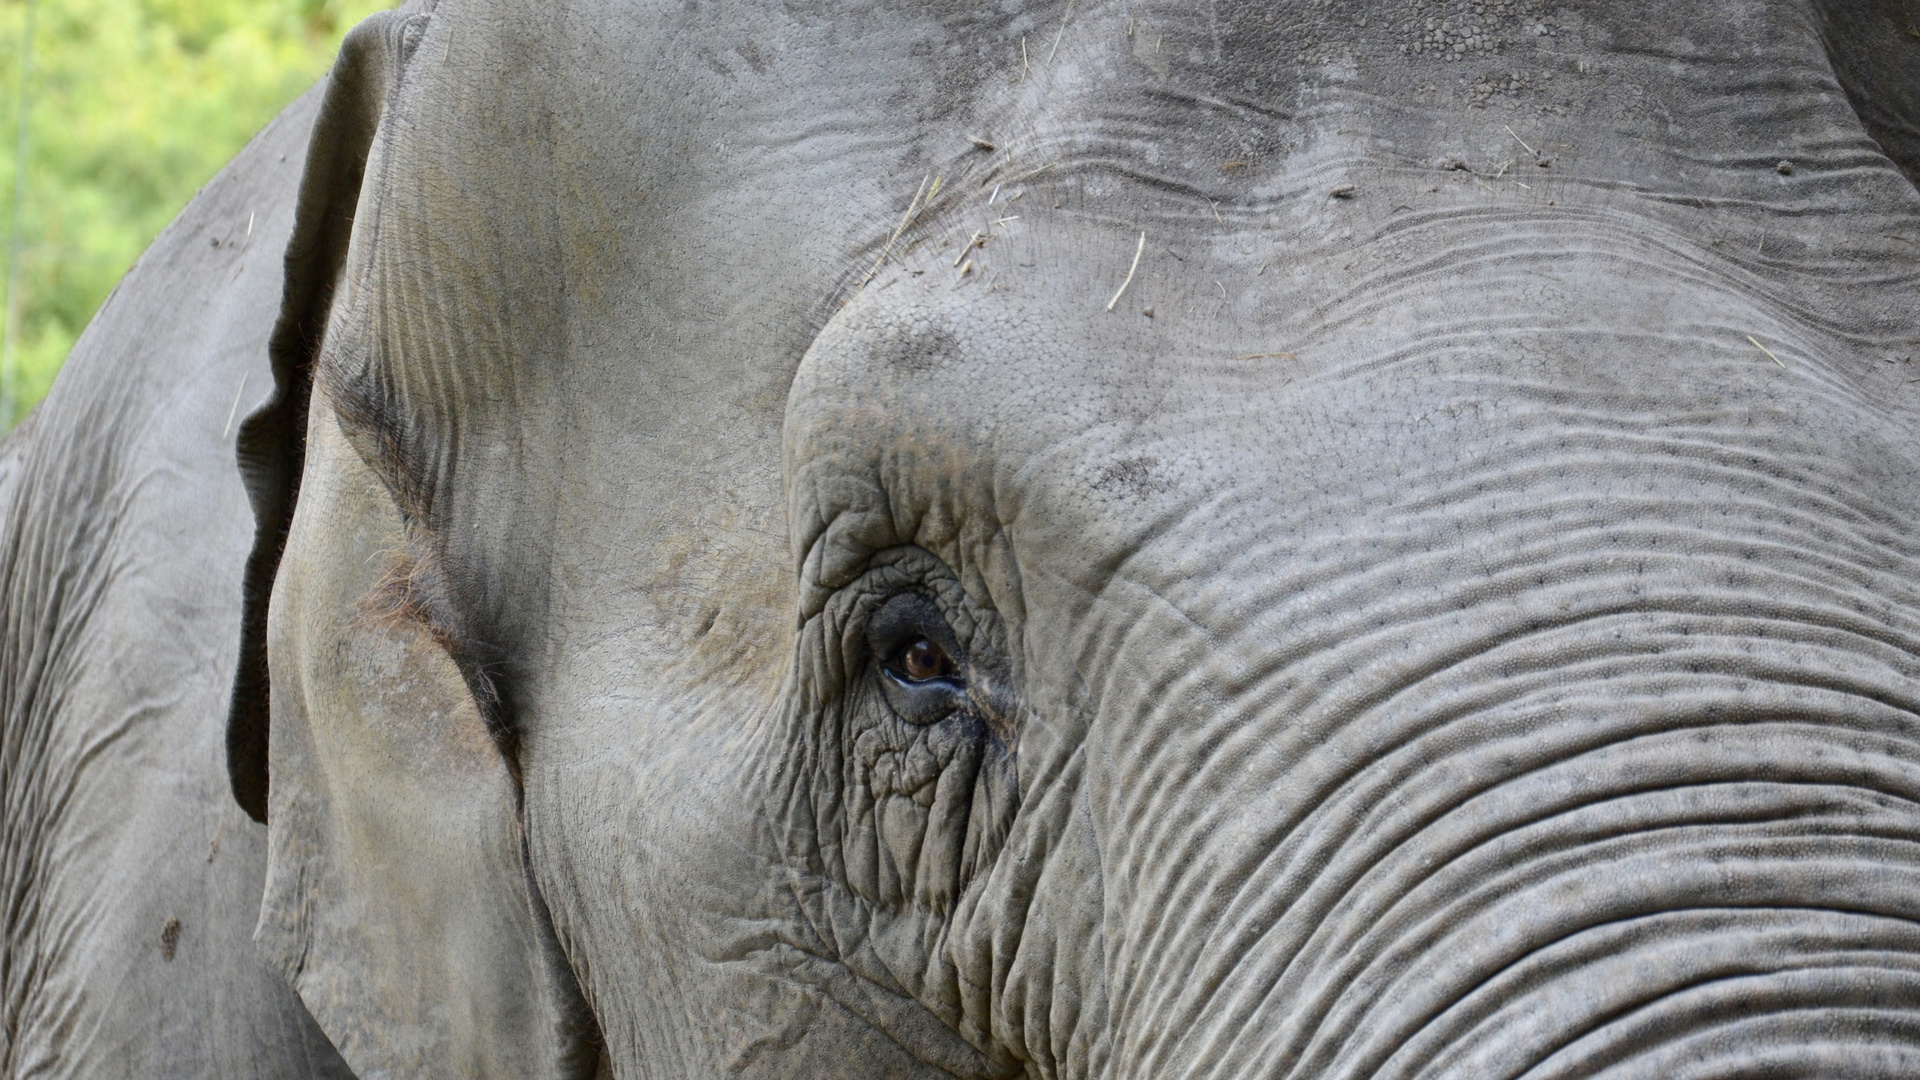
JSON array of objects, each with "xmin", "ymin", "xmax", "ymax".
[
  {"xmin": 0, "ymin": 90, "xmax": 352, "ymax": 1075},
  {"xmin": 221, "ymin": 0, "xmax": 1920, "ymax": 1077}
]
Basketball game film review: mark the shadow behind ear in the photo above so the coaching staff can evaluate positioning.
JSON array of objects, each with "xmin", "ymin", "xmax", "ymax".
[
  {"xmin": 1813, "ymin": 0, "xmax": 1920, "ymax": 193},
  {"xmin": 228, "ymin": 11, "xmax": 428, "ymax": 822}
]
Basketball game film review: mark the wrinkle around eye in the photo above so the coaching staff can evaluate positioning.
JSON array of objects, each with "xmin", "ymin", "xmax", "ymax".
[
  {"xmin": 879, "ymin": 669, "xmax": 969, "ymax": 727},
  {"xmin": 796, "ymin": 500, "xmax": 901, "ymax": 618}
]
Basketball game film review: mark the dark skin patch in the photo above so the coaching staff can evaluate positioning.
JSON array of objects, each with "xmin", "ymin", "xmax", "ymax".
[
  {"xmin": 875, "ymin": 321, "xmax": 966, "ymax": 376},
  {"xmin": 1093, "ymin": 455, "xmax": 1174, "ymax": 498},
  {"xmin": 734, "ymin": 39, "xmax": 769, "ymax": 74},
  {"xmin": 319, "ymin": 354, "xmax": 438, "ymax": 534}
]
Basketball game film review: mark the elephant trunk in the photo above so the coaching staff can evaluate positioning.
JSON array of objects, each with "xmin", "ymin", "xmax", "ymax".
[{"xmin": 1089, "ymin": 597, "xmax": 1920, "ymax": 1078}]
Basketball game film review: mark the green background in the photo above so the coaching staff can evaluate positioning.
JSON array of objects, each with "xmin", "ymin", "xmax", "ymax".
[{"xmin": 0, "ymin": 0, "xmax": 389, "ymax": 429}]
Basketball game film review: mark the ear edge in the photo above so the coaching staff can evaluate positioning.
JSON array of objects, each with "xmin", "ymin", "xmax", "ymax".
[{"xmin": 227, "ymin": 10, "xmax": 426, "ymax": 823}]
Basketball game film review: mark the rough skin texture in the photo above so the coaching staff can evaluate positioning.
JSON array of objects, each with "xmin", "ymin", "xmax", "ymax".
[
  {"xmin": 0, "ymin": 89, "xmax": 352, "ymax": 1076},
  {"xmin": 230, "ymin": 0, "xmax": 1918, "ymax": 1078}
]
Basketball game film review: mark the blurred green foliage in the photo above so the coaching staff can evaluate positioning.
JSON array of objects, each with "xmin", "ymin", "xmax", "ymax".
[{"xmin": 0, "ymin": 0, "xmax": 390, "ymax": 427}]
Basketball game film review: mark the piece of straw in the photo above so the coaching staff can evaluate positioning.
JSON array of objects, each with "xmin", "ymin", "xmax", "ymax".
[
  {"xmin": 221, "ymin": 372, "xmax": 250, "ymax": 440},
  {"xmin": 859, "ymin": 174, "xmax": 932, "ymax": 288},
  {"xmin": 1106, "ymin": 231, "xmax": 1146, "ymax": 311},
  {"xmin": 1046, "ymin": 0, "xmax": 1077, "ymax": 65},
  {"xmin": 1747, "ymin": 335, "xmax": 1787, "ymax": 367}
]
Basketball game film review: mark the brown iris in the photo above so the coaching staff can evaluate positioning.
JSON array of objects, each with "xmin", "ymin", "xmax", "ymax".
[{"xmin": 895, "ymin": 637, "xmax": 958, "ymax": 682}]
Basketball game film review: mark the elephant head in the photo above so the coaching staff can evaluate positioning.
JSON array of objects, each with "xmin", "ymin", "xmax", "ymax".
[{"xmin": 228, "ymin": 0, "xmax": 1920, "ymax": 1076}]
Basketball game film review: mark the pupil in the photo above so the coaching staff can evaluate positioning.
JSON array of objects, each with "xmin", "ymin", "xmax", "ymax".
[{"xmin": 904, "ymin": 639, "xmax": 947, "ymax": 680}]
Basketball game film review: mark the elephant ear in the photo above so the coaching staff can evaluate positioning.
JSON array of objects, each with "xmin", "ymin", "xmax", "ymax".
[
  {"xmin": 225, "ymin": 10, "xmax": 603, "ymax": 1078},
  {"xmin": 228, "ymin": 9, "xmax": 422, "ymax": 821}
]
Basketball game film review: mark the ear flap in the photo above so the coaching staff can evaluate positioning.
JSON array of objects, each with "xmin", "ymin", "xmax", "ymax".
[
  {"xmin": 228, "ymin": 9, "xmax": 428, "ymax": 821},
  {"xmin": 221, "ymin": 11, "xmax": 606, "ymax": 1077}
]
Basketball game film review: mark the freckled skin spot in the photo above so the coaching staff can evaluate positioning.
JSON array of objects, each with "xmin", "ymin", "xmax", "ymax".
[{"xmin": 160, "ymin": 918, "xmax": 182, "ymax": 962}]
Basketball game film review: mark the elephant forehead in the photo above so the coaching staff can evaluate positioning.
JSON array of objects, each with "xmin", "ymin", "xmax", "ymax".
[
  {"xmin": 783, "ymin": 254, "xmax": 1239, "ymax": 587},
  {"xmin": 785, "ymin": 205, "xmax": 1920, "ymax": 622},
  {"xmin": 789, "ymin": 290, "xmax": 1103, "ymax": 416}
]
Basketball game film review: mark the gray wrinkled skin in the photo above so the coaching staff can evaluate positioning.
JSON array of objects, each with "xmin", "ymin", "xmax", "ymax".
[
  {"xmin": 237, "ymin": 0, "xmax": 1920, "ymax": 1077},
  {"xmin": 0, "ymin": 89, "xmax": 352, "ymax": 1076}
]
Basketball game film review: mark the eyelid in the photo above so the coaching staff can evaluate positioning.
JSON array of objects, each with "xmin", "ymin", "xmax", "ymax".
[
  {"xmin": 882, "ymin": 666, "xmax": 963, "ymax": 689},
  {"xmin": 867, "ymin": 593, "xmax": 964, "ymax": 666},
  {"xmin": 878, "ymin": 660, "xmax": 968, "ymax": 725}
]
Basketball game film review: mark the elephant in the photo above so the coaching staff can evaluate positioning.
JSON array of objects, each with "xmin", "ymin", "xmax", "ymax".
[
  {"xmin": 75, "ymin": 0, "xmax": 1920, "ymax": 1075},
  {"xmin": 0, "ymin": 84, "xmax": 352, "ymax": 1075}
]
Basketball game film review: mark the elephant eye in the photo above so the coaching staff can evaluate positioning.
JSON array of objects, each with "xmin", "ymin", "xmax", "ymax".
[
  {"xmin": 889, "ymin": 637, "xmax": 958, "ymax": 683},
  {"xmin": 866, "ymin": 591, "xmax": 968, "ymax": 724}
]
